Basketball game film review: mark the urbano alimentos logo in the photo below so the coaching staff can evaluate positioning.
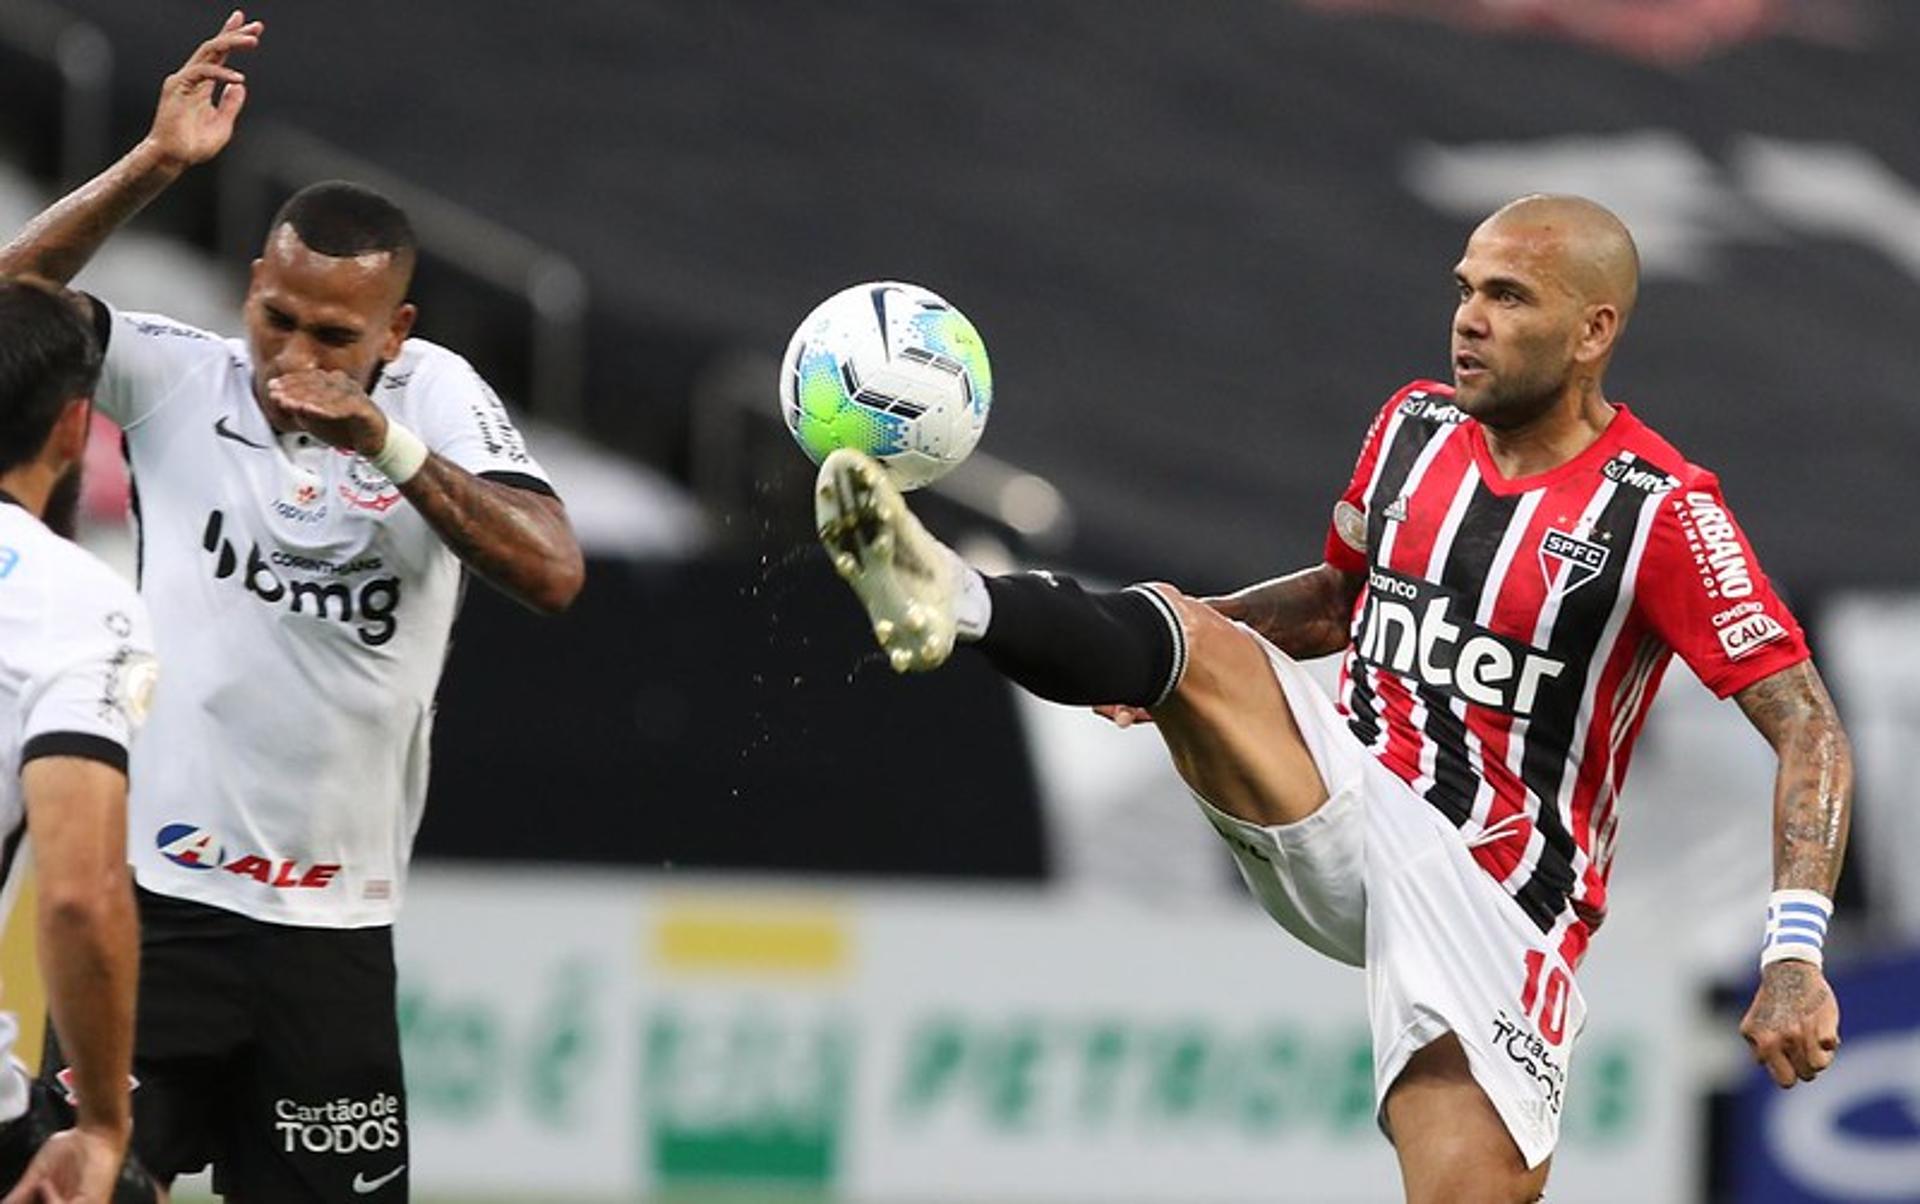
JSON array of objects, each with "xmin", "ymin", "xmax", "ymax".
[{"xmin": 642, "ymin": 901, "xmax": 853, "ymax": 1190}]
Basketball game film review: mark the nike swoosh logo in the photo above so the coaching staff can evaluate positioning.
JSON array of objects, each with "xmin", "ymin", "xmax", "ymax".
[
  {"xmin": 213, "ymin": 415, "xmax": 268, "ymax": 450},
  {"xmin": 352, "ymin": 1164, "xmax": 406, "ymax": 1195},
  {"xmin": 869, "ymin": 284, "xmax": 903, "ymax": 359}
]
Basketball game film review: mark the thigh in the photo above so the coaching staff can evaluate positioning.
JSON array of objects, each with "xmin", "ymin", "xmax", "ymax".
[
  {"xmin": 218, "ymin": 925, "xmax": 409, "ymax": 1204},
  {"xmin": 1146, "ymin": 588, "xmax": 1338, "ymax": 828},
  {"xmin": 1365, "ymin": 798, "xmax": 1587, "ymax": 1176},
  {"xmin": 1386, "ymin": 1035, "xmax": 1550, "ymax": 1204}
]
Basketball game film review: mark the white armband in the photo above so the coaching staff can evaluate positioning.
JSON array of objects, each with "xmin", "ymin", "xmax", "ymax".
[
  {"xmin": 369, "ymin": 418, "xmax": 429, "ymax": 485},
  {"xmin": 1761, "ymin": 889, "xmax": 1833, "ymax": 969}
]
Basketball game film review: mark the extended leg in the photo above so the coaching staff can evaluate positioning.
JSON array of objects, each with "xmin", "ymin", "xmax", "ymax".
[{"xmin": 816, "ymin": 448, "xmax": 1328, "ymax": 826}]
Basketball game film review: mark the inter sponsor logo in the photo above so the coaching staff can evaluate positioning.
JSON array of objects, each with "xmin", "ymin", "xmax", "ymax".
[
  {"xmin": 1538, "ymin": 529, "xmax": 1609, "ymax": 595},
  {"xmin": 0, "ymin": 546, "xmax": 18, "ymax": 579},
  {"xmin": 1677, "ymin": 491, "xmax": 1755, "ymax": 600},
  {"xmin": 1355, "ymin": 569, "xmax": 1568, "ymax": 716}
]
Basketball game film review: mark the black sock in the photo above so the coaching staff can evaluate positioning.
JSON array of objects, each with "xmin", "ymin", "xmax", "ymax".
[{"xmin": 969, "ymin": 573, "xmax": 1186, "ymax": 707}]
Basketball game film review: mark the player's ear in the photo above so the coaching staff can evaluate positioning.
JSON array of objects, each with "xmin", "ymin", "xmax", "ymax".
[
  {"xmin": 50, "ymin": 397, "xmax": 92, "ymax": 463},
  {"xmin": 380, "ymin": 302, "xmax": 415, "ymax": 362},
  {"xmin": 1576, "ymin": 303, "xmax": 1621, "ymax": 366}
]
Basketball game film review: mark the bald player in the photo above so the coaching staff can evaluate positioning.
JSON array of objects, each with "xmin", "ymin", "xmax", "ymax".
[{"xmin": 814, "ymin": 194, "xmax": 1850, "ymax": 1202}]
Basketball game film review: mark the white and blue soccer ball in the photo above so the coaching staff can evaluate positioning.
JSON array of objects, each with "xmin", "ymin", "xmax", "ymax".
[{"xmin": 778, "ymin": 281, "xmax": 992, "ymax": 490}]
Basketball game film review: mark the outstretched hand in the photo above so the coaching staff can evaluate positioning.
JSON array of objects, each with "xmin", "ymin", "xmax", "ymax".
[
  {"xmin": 1740, "ymin": 959, "xmax": 1841, "ymax": 1088},
  {"xmin": 148, "ymin": 9, "xmax": 263, "ymax": 168},
  {"xmin": 0, "ymin": 1126, "xmax": 126, "ymax": 1204}
]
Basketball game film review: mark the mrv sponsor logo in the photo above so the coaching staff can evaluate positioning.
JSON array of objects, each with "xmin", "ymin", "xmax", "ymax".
[
  {"xmin": 1602, "ymin": 454, "xmax": 1679, "ymax": 495},
  {"xmin": 275, "ymin": 1093, "xmax": 404, "ymax": 1155},
  {"xmin": 1356, "ymin": 569, "xmax": 1567, "ymax": 716},
  {"xmin": 156, "ymin": 823, "xmax": 341, "ymax": 889},
  {"xmin": 1675, "ymin": 491, "xmax": 1754, "ymax": 601},
  {"xmin": 201, "ymin": 510, "xmax": 402, "ymax": 646}
]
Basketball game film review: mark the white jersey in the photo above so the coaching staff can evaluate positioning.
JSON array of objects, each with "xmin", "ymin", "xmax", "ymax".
[
  {"xmin": 0, "ymin": 497, "xmax": 155, "ymax": 1120},
  {"xmin": 95, "ymin": 302, "xmax": 553, "ymax": 928}
]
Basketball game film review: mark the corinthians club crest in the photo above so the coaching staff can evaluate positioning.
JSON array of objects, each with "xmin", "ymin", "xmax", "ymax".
[{"xmin": 339, "ymin": 452, "xmax": 403, "ymax": 513}]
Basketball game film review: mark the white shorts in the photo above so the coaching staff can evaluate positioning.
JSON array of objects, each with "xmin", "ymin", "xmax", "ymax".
[{"xmin": 1191, "ymin": 635, "xmax": 1587, "ymax": 1169}]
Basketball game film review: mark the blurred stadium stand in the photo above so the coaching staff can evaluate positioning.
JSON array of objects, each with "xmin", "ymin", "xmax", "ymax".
[{"xmin": 4, "ymin": 2, "xmax": 1919, "ymax": 1201}]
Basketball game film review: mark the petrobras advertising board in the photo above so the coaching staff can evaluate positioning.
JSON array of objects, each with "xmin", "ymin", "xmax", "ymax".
[
  {"xmin": 1730, "ymin": 949, "xmax": 1920, "ymax": 1203},
  {"xmin": 393, "ymin": 868, "xmax": 1700, "ymax": 1201}
]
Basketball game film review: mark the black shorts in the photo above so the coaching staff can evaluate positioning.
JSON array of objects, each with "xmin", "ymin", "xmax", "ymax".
[
  {"xmin": 0, "ymin": 1077, "xmax": 156, "ymax": 1202},
  {"xmin": 44, "ymin": 888, "xmax": 410, "ymax": 1203}
]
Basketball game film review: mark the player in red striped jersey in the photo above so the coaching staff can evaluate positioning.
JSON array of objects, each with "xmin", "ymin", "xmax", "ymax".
[{"xmin": 817, "ymin": 194, "xmax": 1850, "ymax": 1203}]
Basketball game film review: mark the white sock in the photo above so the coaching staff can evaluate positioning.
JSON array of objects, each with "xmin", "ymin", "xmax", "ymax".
[{"xmin": 951, "ymin": 553, "xmax": 992, "ymax": 641}]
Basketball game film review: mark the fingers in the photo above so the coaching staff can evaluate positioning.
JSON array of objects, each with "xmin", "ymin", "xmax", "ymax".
[
  {"xmin": 217, "ymin": 82, "xmax": 249, "ymax": 122},
  {"xmin": 1092, "ymin": 704, "xmax": 1154, "ymax": 728},
  {"xmin": 175, "ymin": 61, "xmax": 248, "ymax": 90},
  {"xmin": 1746, "ymin": 1029, "xmax": 1837, "ymax": 1088},
  {"xmin": 191, "ymin": 12, "xmax": 264, "ymax": 66}
]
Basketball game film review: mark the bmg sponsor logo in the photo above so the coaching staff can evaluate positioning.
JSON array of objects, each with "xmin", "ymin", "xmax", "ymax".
[
  {"xmin": 201, "ymin": 510, "xmax": 402, "ymax": 646},
  {"xmin": 274, "ymin": 1093, "xmax": 404, "ymax": 1155}
]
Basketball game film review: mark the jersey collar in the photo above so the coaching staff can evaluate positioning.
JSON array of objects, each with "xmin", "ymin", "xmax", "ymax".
[
  {"xmin": 1466, "ymin": 404, "xmax": 1642, "ymax": 497},
  {"xmin": 0, "ymin": 488, "xmax": 22, "ymax": 510}
]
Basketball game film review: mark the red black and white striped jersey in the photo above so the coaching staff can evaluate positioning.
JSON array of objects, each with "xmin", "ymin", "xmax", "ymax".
[{"xmin": 1322, "ymin": 381, "xmax": 1808, "ymax": 966}]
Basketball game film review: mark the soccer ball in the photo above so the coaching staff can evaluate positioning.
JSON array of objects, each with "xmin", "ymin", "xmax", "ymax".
[{"xmin": 778, "ymin": 281, "xmax": 992, "ymax": 490}]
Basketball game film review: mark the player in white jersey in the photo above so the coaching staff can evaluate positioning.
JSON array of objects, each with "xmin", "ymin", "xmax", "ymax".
[
  {"xmin": 1, "ymin": 14, "xmax": 584, "ymax": 1202},
  {"xmin": 0, "ymin": 279, "xmax": 160, "ymax": 1203}
]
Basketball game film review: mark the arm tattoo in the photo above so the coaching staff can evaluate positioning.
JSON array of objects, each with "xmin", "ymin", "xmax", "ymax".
[
  {"xmin": 1212, "ymin": 564, "xmax": 1363, "ymax": 659},
  {"xmin": 398, "ymin": 457, "xmax": 585, "ymax": 615},
  {"xmin": 1735, "ymin": 662, "xmax": 1853, "ymax": 896},
  {"xmin": 0, "ymin": 144, "xmax": 182, "ymax": 285}
]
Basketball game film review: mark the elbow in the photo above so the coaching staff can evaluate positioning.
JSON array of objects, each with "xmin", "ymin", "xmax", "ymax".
[
  {"xmin": 40, "ymin": 875, "xmax": 128, "ymax": 936},
  {"xmin": 525, "ymin": 548, "xmax": 586, "ymax": 616}
]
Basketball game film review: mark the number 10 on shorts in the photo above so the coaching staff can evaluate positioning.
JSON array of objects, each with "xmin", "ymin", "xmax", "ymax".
[{"xmin": 1520, "ymin": 950, "xmax": 1571, "ymax": 1046}]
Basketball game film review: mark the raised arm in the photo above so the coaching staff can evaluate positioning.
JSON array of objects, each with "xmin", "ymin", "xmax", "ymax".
[
  {"xmin": 1208, "ymin": 562, "xmax": 1365, "ymax": 659},
  {"xmin": 0, "ymin": 11, "xmax": 261, "ymax": 284},
  {"xmin": 1732, "ymin": 660, "xmax": 1853, "ymax": 1089},
  {"xmin": 3, "ymin": 757, "xmax": 139, "ymax": 1204}
]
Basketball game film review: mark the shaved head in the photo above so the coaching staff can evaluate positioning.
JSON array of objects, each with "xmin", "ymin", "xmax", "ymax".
[
  {"xmin": 1448, "ymin": 194, "xmax": 1642, "ymax": 428},
  {"xmin": 1481, "ymin": 194, "xmax": 1640, "ymax": 329}
]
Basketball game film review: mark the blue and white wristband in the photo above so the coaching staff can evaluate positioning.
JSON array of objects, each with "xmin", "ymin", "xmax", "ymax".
[{"xmin": 1761, "ymin": 889, "xmax": 1833, "ymax": 969}]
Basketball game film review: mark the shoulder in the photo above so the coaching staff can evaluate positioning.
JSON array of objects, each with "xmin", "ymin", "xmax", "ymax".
[
  {"xmin": 0, "ymin": 527, "xmax": 147, "ymax": 661},
  {"xmin": 107, "ymin": 305, "xmax": 232, "ymax": 360},
  {"xmin": 382, "ymin": 337, "xmax": 486, "ymax": 395},
  {"xmin": 1384, "ymin": 379, "xmax": 1469, "ymax": 427},
  {"xmin": 1606, "ymin": 412, "xmax": 1724, "ymax": 531}
]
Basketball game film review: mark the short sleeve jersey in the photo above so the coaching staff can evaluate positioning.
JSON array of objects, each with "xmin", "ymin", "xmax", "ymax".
[
  {"xmin": 1322, "ymin": 381, "xmax": 1806, "ymax": 965},
  {"xmin": 0, "ymin": 495, "xmax": 156, "ymax": 1071},
  {"xmin": 94, "ymin": 302, "xmax": 553, "ymax": 927}
]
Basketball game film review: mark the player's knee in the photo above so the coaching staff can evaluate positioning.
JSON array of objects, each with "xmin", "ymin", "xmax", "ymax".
[{"xmin": 1145, "ymin": 585, "xmax": 1261, "ymax": 703}]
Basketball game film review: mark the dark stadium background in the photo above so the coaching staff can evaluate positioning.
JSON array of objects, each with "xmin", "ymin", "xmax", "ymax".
[{"xmin": 3, "ymin": 3, "xmax": 1917, "ymax": 1202}]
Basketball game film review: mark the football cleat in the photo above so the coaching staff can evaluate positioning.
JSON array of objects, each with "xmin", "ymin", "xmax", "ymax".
[{"xmin": 816, "ymin": 448, "xmax": 958, "ymax": 672}]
